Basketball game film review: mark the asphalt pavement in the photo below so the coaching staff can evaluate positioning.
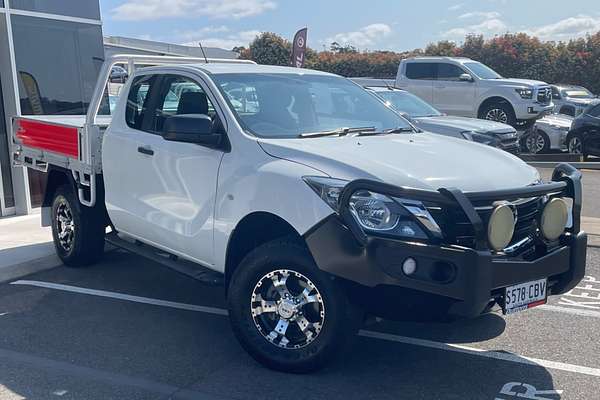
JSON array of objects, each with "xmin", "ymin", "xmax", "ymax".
[{"xmin": 0, "ymin": 246, "xmax": 599, "ymax": 400}]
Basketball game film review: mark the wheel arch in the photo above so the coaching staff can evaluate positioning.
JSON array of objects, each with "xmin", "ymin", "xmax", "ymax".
[
  {"xmin": 224, "ymin": 211, "xmax": 304, "ymax": 291},
  {"xmin": 477, "ymin": 96, "xmax": 515, "ymax": 119}
]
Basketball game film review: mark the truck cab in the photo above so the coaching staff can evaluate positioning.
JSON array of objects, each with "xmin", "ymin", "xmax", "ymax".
[
  {"xmin": 11, "ymin": 56, "xmax": 587, "ymax": 373},
  {"xmin": 396, "ymin": 57, "xmax": 555, "ymax": 128}
]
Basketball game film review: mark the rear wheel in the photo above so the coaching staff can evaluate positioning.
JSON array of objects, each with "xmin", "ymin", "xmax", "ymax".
[
  {"xmin": 525, "ymin": 129, "xmax": 550, "ymax": 154},
  {"xmin": 50, "ymin": 185, "xmax": 105, "ymax": 267},
  {"xmin": 227, "ymin": 238, "xmax": 361, "ymax": 373}
]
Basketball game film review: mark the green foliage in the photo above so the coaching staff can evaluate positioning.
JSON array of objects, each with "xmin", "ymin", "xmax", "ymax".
[{"xmin": 242, "ymin": 32, "xmax": 600, "ymax": 93}]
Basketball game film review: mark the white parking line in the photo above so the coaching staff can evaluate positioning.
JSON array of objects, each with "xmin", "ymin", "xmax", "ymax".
[
  {"xmin": 539, "ymin": 304, "xmax": 600, "ymax": 319},
  {"xmin": 10, "ymin": 279, "xmax": 600, "ymax": 378}
]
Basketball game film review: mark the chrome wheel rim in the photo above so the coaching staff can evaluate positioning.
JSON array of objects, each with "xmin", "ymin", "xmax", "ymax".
[
  {"xmin": 526, "ymin": 132, "xmax": 546, "ymax": 154},
  {"xmin": 485, "ymin": 108, "xmax": 508, "ymax": 124},
  {"xmin": 251, "ymin": 269, "xmax": 325, "ymax": 349},
  {"xmin": 568, "ymin": 137, "xmax": 582, "ymax": 154},
  {"xmin": 55, "ymin": 200, "xmax": 75, "ymax": 252}
]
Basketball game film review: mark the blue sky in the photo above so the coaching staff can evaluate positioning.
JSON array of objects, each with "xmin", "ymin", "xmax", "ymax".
[{"xmin": 100, "ymin": 0, "xmax": 600, "ymax": 52}]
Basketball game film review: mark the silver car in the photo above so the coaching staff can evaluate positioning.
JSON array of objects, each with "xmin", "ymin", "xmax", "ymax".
[
  {"xmin": 551, "ymin": 84, "xmax": 596, "ymax": 117},
  {"xmin": 522, "ymin": 113, "xmax": 573, "ymax": 154}
]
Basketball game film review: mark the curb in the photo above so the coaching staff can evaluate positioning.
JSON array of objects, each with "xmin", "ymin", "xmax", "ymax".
[{"xmin": 0, "ymin": 254, "xmax": 62, "ymax": 284}]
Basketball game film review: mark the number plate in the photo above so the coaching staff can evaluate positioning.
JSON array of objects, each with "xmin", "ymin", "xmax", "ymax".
[{"xmin": 503, "ymin": 278, "xmax": 547, "ymax": 315}]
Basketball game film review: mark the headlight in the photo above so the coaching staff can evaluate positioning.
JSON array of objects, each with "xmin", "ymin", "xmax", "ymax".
[
  {"xmin": 515, "ymin": 88, "xmax": 533, "ymax": 99},
  {"xmin": 304, "ymin": 177, "xmax": 439, "ymax": 240},
  {"xmin": 461, "ymin": 131, "xmax": 498, "ymax": 146}
]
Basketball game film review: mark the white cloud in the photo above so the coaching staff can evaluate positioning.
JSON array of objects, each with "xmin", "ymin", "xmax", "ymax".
[
  {"xmin": 180, "ymin": 27, "xmax": 260, "ymax": 49},
  {"xmin": 111, "ymin": 0, "xmax": 276, "ymax": 21},
  {"xmin": 325, "ymin": 23, "xmax": 392, "ymax": 48},
  {"xmin": 442, "ymin": 17, "xmax": 507, "ymax": 39},
  {"xmin": 458, "ymin": 11, "xmax": 501, "ymax": 20},
  {"xmin": 525, "ymin": 15, "xmax": 600, "ymax": 41},
  {"xmin": 448, "ymin": 3, "xmax": 465, "ymax": 11}
]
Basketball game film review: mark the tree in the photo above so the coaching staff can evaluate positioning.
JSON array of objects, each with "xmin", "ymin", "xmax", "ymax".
[{"xmin": 246, "ymin": 32, "xmax": 291, "ymax": 66}]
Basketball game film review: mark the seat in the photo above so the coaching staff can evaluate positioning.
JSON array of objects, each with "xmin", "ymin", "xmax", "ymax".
[{"xmin": 177, "ymin": 91, "xmax": 209, "ymax": 115}]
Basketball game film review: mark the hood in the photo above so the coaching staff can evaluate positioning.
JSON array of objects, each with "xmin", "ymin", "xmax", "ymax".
[
  {"xmin": 537, "ymin": 114, "xmax": 573, "ymax": 128},
  {"xmin": 491, "ymin": 78, "xmax": 548, "ymax": 88},
  {"xmin": 414, "ymin": 115, "xmax": 514, "ymax": 135},
  {"xmin": 258, "ymin": 133, "xmax": 539, "ymax": 192}
]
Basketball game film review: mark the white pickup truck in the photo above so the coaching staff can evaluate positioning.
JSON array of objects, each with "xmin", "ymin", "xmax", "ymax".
[
  {"xmin": 396, "ymin": 57, "xmax": 555, "ymax": 128},
  {"xmin": 11, "ymin": 55, "xmax": 587, "ymax": 373}
]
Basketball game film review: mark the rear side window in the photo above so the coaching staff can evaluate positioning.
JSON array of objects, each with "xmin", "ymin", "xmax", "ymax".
[
  {"xmin": 405, "ymin": 63, "xmax": 436, "ymax": 80},
  {"xmin": 125, "ymin": 74, "xmax": 157, "ymax": 131},
  {"xmin": 436, "ymin": 63, "xmax": 465, "ymax": 81}
]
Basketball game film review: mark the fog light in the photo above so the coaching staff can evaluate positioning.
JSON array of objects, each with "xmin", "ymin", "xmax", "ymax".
[
  {"xmin": 402, "ymin": 258, "xmax": 417, "ymax": 275},
  {"xmin": 541, "ymin": 198, "xmax": 568, "ymax": 241},
  {"xmin": 488, "ymin": 204, "xmax": 515, "ymax": 251}
]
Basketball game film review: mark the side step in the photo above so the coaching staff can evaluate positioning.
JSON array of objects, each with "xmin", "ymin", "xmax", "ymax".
[{"xmin": 105, "ymin": 232, "xmax": 224, "ymax": 286}]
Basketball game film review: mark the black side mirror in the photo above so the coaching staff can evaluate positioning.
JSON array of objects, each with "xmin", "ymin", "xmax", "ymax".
[{"xmin": 163, "ymin": 114, "xmax": 222, "ymax": 147}]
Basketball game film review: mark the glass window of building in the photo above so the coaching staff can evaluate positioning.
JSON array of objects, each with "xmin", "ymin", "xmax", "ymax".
[
  {"xmin": 10, "ymin": 0, "xmax": 100, "ymax": 20},
  {"xmin": 12, "ymin": 15, "xmax": 104, "ymax": 116}
]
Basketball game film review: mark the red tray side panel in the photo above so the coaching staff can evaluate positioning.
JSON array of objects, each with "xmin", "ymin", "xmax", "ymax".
[{"xmin": 16, "ymin": 119, "xmax": 79, "ymax": 158}]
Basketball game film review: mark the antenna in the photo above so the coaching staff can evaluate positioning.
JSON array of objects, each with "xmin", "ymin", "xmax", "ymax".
[{"xmin": 198, "ymin": 42, "xmax": 209, "ymax": 63}]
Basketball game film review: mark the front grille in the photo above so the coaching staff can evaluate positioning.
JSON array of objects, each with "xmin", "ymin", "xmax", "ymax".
[
  {"xmin": 537, "ymin": 87, "xmax": 552, "ymax": 105},
  {"xmin": 427, "ymin": 197, "xmax": 542, "ymax": 250}
]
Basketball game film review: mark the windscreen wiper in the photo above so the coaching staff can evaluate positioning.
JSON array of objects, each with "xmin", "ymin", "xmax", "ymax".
[
  {"xmin": 299, "ymin": 126, "xmax": 376, "ymax": 138},
  {"xmin": 383, "ymin": 126, "xmax": 415, "ymax": 133}
]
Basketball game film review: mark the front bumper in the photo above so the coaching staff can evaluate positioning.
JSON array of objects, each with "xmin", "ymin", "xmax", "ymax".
[
  {"xmin": 514, "ymin": 101, "xmax": 554, "ymax": 120},
  {"xmin": 304, "ymin": 164, "xmax": 587, "ymax": 320}
]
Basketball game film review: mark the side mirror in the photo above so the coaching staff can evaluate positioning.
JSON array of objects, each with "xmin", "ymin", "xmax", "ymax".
[
  {"xmin": 459, "ymin": 73, "xmax": 474, "ymax": 82},
  {"xmin": 163, "ymin": 114, "xmax": 222, "ymax": 147}
]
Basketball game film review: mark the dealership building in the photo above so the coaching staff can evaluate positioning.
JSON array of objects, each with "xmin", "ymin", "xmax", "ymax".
[{"xmin": 0, "ymin": 0, "xmax": 235, "ymax": 217}]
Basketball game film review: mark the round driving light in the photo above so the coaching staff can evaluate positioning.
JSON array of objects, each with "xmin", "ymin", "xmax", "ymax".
[
  {"xmin": 487, "ymin": 204, "xmax": 515, "ymax": 251},
  {"xmin": 402, "ymin": 258, "xmax": 417, "ymax": 275},
  {"xmin": 541, "ymin": 198, "xmax": 568, "ymax": 241}
]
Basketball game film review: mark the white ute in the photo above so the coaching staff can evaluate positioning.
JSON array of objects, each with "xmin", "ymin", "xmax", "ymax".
[
  {"xmin": 11, "ymin": 55, "xmax": 587, "ymax": 372},
  {"xmin": 396, "ymin": 57, "xmax": 555, "ymax": 128}
]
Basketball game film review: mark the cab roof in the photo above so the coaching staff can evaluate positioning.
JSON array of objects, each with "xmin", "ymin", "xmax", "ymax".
[{"xmin": 187, "ymin": 63, "xmax": 338, "ymax": 76}]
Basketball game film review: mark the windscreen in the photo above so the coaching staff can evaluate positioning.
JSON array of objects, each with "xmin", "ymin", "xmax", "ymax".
[
  {"xmin": 563, "ymin": 89, "xmax": 594, "ymax": 99},
  {"xmin": 212, "ymin": 73, "xmax": 411, "ymax": 138},
  {"xmin": 463, "ymin": 62, "xmax": 503, "ymax": 80},
  {"xmin": 374, "ymin": 90, "xmax": 441, "ymax": 117}
]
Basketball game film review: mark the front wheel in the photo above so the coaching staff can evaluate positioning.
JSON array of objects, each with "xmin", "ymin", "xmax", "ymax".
[
  {"xmin": 567, "ymin": 133, "xmax": 584, "ymax": 156},
  {"xmin": 480, "ymin": 102, "xmax": 516, "ymax": 127},
  {"xmin": 525, "ymin": 129, "xmax": 550, "ymax": 154},
  {"xmin": 51, "ymin": 185, "xmax": 105, "ymax": 267},
  {"xmin": 227, "ymin": 238, "xmax": 361, "ymax": 373}
]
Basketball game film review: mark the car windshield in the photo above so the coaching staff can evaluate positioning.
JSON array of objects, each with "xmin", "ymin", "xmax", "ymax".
[
  {"xmin": 563, "ymin": 88, "xmax": 594, "ymax": 99},
  {"xmin": 463, "ymin": 62, "xmax": 503, "ymax": 79},
  {"xmin": 372, "ymin": 89, "xmax": 441, "ymax": 118},
  {"xmin": 212, "ymin": 73, "xmax": 412, "ymax": 138}
]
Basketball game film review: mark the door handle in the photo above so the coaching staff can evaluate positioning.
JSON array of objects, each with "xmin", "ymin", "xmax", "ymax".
[{"xmin": 137, "ymin": 146, "xmax": 154, "ymax": 156}]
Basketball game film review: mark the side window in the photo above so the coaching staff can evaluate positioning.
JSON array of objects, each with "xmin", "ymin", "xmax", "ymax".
[
  {"xmin": 588, "ymin": 105, "xmax": 600, "ymax": 117},
  {"xmin": 552, "ymin": 87, "xmax": 561, "ymax": 100},
  {"xmin": 405, "ymin": 63, "xmax": 436, "ymax": 80},
  {"xmin": 436, "ymin": 63, "xmax": 465, "ymax": 81},
  {"xmin": 151, "ymin": 75, "xmax": 220, "ymax": 134},
  {"xmin": 125, "ymin": 74, "xmax": 157, "ymax": 131}
]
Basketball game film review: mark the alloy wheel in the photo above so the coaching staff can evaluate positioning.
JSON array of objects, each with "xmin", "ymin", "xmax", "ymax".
[
  {"xmin": 55, "ymin": 200, "xmax": 75, "ymax": 252},
  {"xmin": 525, "ymin": 132, "xmax": 546, "ymax": 154},
  {"xmin": 485, "ymin": 108, "xmax": 508, "ymax": 124},
  {"xmin": 568, "ymin": 136, "xmax": 583, "ymax": 154},
  {"xmin": 251, "ymin": 269, "xmax": 325, "ymax": 349}
]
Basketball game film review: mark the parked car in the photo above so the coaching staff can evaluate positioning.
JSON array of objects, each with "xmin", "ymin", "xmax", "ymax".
[
  {"xmin": 565, "ymin": 100, "xmax": 600, "ymax": 159},
  {"xmin": 11, "ymin": 55, "xmax": 587, "ymax": 373},
  {"xmin": 522, "ymin": 113, "xmax": 573, "ymax": 154},
  {"xmin": 356, "ymin": 84, "xmax": 520, "ymax": 154},
  {"xmin": 110, "ymin": 65, "xmax": 128, "ymax": 83},
  {"xmin": 551, "ymin": 84, "xmax": 596, "ymax": 117},
  {"xmin": 395, "ymin": 57, "xmax": 554, "ymax": 128}
]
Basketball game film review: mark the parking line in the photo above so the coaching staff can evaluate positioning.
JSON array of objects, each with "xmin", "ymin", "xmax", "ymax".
[
  {"xmin": 11, "ymin": 279, "xmax": 600, "ymax": 378},
  {"xmin": 539, "ymin": 304, "xmax": 600, "ymax": 319}
]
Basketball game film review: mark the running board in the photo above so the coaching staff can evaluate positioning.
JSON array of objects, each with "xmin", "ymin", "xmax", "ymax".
[{"xmin": 105, "ymin": 232, "xmax": 224, "ymax": 286}]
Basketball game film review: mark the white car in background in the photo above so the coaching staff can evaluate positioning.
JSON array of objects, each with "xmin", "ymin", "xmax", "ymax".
[
  {"xmin": 522, "ymin": 113, "xmax": 573, "ymax": 154},
  {"xmin": 396, "ymin": 57, "xmax": 554, "ymax": 128},
  {"xmin": 551, "ymin": 84, "xmax": 597, "ymax": 117}
]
